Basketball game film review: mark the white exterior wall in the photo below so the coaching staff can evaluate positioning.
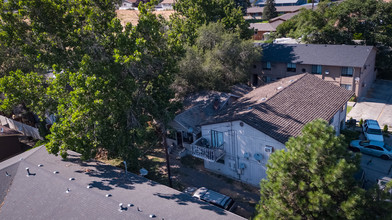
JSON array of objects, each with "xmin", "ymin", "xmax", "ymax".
[
  {"xmin": 330, "ymin": 103, "xmax": 347, "ymax": 135},
  {"xmin": 201, "ymin": 120, "xmax": 285, "ymax": 187}
]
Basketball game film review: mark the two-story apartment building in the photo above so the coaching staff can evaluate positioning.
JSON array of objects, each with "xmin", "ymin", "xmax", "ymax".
[
  {"xmin": 251, "ymin": 44, "xmax": 377, "ymax": 97},
  {"xmin": 187, "ymin": 74, "xmax": 353, "ymax": 186}
]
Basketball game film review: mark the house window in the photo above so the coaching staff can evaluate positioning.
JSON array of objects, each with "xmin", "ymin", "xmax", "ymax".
[
  {"xmin": 341, "ymin": 84, "xmax": 352, "ymax": 91},
  {"xmin": 341, "ymin": 67, "xmax": 354, "ymax": 76},
  {"xmin": 311, "ymin": 65, "xmax": 322, "ymax": 74},
  {"xmin": 287, "ymin": 63, "xmax": 296, "ymax": 72},
  {"xmin": 329, "ymin": 117, "xmax": 334, "ymax": 125},
  {"xmin": 262, "ymin": 62, "xmax": 271, "ymax": 70},
  {"xmin": 211, "ymin": 130, "xmax": 224, "ymax": 148}
]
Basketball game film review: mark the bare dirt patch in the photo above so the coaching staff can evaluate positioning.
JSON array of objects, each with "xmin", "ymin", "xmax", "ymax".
[{"xmin": 116, "ymin": 10, "xmax": 175, "ymax": 26}]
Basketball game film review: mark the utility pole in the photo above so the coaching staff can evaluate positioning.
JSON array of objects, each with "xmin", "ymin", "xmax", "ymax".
[
  {"xmin": 312, "ymin": 0, "xmax": 314, "ymax": 10},
  {"xmin": 162, "ymin": 125, "xmax": 173, "ymax": 188}
]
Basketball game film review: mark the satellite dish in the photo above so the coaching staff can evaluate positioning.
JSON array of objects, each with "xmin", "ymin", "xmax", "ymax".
[
  {"xmin": 244, "ymin": 152, "xmax": 250, "ymax": 159},
  {"xmin": 139, "ymin": 168, "xmax": 148, "ymax": 176},
  {"xmin": 254, "ymin": 153, "xmax": 263, "ymax": 162}
]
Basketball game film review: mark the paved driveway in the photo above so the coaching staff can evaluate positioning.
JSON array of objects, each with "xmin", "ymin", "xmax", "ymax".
[
  {"xmin": 348, "ymin": 80, "xmax": 392, "ymax": 130},
  {"xmin": 360, "ymin": 135, "xmax": 392, "ymax": 189}
]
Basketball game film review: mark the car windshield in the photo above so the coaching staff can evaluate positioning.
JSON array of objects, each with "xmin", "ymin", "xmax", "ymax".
[
  {"xmin": 368, "ymin": 128, "xmax": 382, "ymax": 135},
  {"xmin": 359, "ymin": 140, "xmax": 370, "ymax": 146},
  {"xmin": 384, "ymin": 144, "xmax": 392, "ymax": 151}
]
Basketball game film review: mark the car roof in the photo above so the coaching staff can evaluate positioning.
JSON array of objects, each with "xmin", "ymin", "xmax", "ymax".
[
  {"xmin": 365, "ymin": 120, "xmax": 381, "ymax": 129},
  {"xmin": 193, "ymin": 187, "xmax": 231, "ymax": 206}
]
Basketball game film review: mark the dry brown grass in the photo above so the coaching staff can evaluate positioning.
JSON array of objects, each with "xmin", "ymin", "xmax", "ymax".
[{"xmin": 116, "ymin": 9, "xmax": 175, "ymax": 26}]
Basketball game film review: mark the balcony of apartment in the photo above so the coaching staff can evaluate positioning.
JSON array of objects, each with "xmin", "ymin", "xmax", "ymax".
[{"xmin": 190, "ymin": 137, "xmax": 225, "ymax": 162}]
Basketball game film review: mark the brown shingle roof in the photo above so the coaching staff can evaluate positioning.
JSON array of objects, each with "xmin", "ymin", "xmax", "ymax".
[{"xmin": 207, "ymin": 74, "xmax": 354, "ymax": 144}]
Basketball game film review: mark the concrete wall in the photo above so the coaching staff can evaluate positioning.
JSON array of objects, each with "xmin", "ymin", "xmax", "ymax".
[{"xmin": 201, "ymin": 120, "xmax": 285, "ymax": 186}]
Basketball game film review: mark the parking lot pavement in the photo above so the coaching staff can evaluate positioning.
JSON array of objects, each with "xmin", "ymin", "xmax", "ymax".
[
  {"xmin": 360, "ymin": 154, "xmax": 392, "ymax": 189},
  {"xmin": 348, "ymin": 79, "xmax": 392, "ymax": 130},
  {"xmin": 357, "ymin": 135, "xmax": 392, "ymax": 189}
]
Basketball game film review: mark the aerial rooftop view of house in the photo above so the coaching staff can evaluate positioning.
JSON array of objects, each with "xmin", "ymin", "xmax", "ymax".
[
  {"xmin": 0, "ymin": 146, "xmax": 244, "ymax": 219},
  {"xmin": 186, "ymin": 74, "xmax": 353, "ymax": 186},
  {"xmin": 251, "ymin": 44, "xmax": 377, "ymax": 97}
]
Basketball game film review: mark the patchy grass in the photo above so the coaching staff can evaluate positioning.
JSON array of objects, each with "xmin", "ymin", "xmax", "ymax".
[{"xmin": 347, "ymin": 106, "xmax": 353, "ymax": 114}]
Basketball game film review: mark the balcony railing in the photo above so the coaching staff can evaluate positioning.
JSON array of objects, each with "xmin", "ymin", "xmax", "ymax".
[{"xmin": 190, "ymin": 137, "xmax": 225, "ymax": 162}]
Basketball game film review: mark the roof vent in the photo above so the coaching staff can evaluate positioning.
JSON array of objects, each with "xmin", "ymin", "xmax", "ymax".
[
  {"xmin": 118, "ymin": 203, "xmax": 127, "ymax": 212},
  {"xmin": 69, "ymin": 177, "xmax": 75, "ymax": 181},
  {"xmin": 247, "ymin": 106, "xmax": 253, "ymax": 110},
  {"xmin": 106, "ymin": 194, "xmax": 112, "ymax": 197},
  {"xmin": 128, "ymin": 203, "xmax": 134, "ymax": 207},
  {"xmin": 66, "ymin": 188, "xmax": 70, "ymax": 193},
  {"xmin": 38, "ymin": 164, "xmax": 43, "ymax": 167},
  {"xmin": 87, "ymin": 185, "xmax": 92, "ymax": 189},
  {"xmin": 260, "ymin": 97, "xmax": 267, "ymax": 101},
  {"xmin": 289, "ymin": 79, "xmax": 294, "ymax": 83},
  {"xmin": 53, "ymin": 171, "xmax": 59, "ymax": 174},
  {"xmin": 0, "ymin": 127, "xmax": 3, "ymax": 133},
  {"xmin": 5, "ymin": 171, "xmax": 10, "ymax": 177},
  {"xmin": 149, "ymin": 214, "xmax": 156, "ymax": 218},
  {"xmin": 137, "ymin": 207, "xmax": 142, "ymax": 212},
  {"xmin": 277, "ymin": 86, "xmax": 283, "ymax": 90},
  {"xmin": 26, "ymin": 168, "xmax": 35, "ymax": 176}
]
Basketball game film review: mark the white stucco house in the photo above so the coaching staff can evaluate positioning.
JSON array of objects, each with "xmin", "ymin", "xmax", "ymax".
[{"xmin": 180, "ymin": 74, "xmax": 353, "ymax": 187}]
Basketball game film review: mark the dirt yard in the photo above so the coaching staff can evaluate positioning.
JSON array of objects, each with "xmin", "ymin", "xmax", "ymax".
[{"xmin": 116, "ymin": 9, "xmax": 175, "ymax": 26}]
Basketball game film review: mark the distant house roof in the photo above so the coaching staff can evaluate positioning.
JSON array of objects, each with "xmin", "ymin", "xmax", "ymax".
[
  {"xmin": 270, "ymin": 11, "xmax": 300, "ymax": 22},
  {"xmin": 250, "ymin": 23, "xmax": 276, "ymax": 32},
  {"xmin": 161, "ymin": 0, "xmax": 175, "ymax": 4},
  {"xmin": 247, "ymin": 5, "xmax": 313, "ymax": 14},
  {"xmin": 259, "ymin": 44, "xmax": 375, "ymax": 67},
  {"xmin": 255, "ymin": 0, "xmax": 303, "ymax": 6},
  {"xmin": 205, "ymin": 74, "xmax": 354, "ymax": 144},
  {"xmin": 0, "ymin": 146, "xmax": 244, "ymax": 220}
]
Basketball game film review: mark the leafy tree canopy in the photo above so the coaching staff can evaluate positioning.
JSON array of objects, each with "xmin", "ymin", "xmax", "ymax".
[
  {"xmin": 262, "ymin": 0, "xmax": 278, "ymax": 20},
  {"xmin": 0, "ymin": 0, "xmax": 179, "ymax": 168},
  {"xmin": 169, "ymin": 0, "xmax": 253, "ymax": 46},
  {"xmin": 173, "ymin": 22, "xmax": 261, "ymax": 95}
]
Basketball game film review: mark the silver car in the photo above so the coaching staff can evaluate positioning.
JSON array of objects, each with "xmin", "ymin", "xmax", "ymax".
[{"xmin": 350, "ymin": 140, "xmax": 392, "ymax": 160}]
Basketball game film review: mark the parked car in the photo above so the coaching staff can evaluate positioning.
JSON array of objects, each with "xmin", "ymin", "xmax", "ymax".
[
  {"xmin": 350, "ymin": 140, "xmax": 392, "ymax": 160},
  {"xmin": 362, "ymin": 119, "xmax": 384, "ymax": 142},
  {"xmin": 184, "ymin": 187, "xmax": 235, "ymax": 211}
]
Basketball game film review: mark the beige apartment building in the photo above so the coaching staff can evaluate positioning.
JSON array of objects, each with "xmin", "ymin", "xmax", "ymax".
[{"xmin": 251, "ymin": 44, "xmax": 377, "ymax": 97}]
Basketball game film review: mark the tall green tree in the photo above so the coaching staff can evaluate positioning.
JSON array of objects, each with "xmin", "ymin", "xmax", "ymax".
[
  {"xmin": 173, "ymin": 22, "xmax": 261, "ymax": 95},
  {"xmin": 255, "ymin": 119, "xmax": 366, "ymax": 219},
  {"xmin": 0, "ymin": 0, "xmax": 179, "ymax": 169},
  {"xmin": 262, "ymin": 0, "xmax": 277, "ymax": 20},
  {"xmin": 169, "ymin": 0, "xmax": 253, "ymax": 46}
]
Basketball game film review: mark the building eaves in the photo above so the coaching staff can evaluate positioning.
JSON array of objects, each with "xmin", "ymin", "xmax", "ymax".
[
  {"xmin": 260, "ymin": 43, "xmax": 375, "ymax": 68},
  {"xmin": 205, "ymin": 74, "xmax": 354, "ymax": 144}
]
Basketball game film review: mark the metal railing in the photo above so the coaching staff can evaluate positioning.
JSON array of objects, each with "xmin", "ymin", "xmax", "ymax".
[{"xmin": 190, "ymin": 137, "xmax": 225, "ymax": 162}]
